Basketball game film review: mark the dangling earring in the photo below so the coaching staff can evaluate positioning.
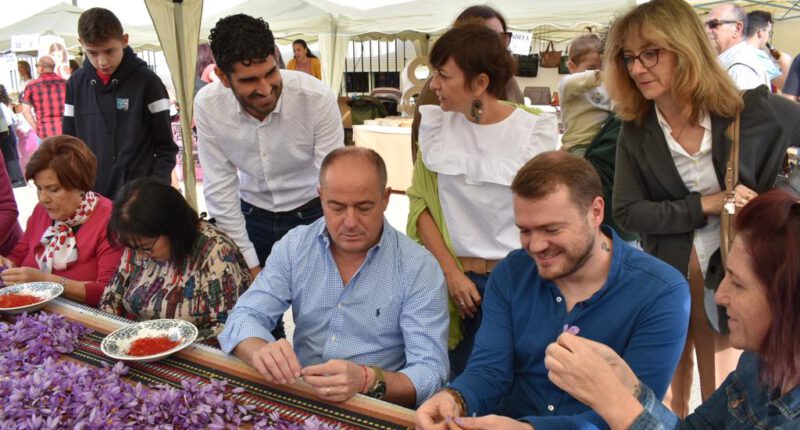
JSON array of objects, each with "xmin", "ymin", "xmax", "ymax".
[{"xmin": 470, "ymin": 99, "xmax": 483, "ymax": 123}]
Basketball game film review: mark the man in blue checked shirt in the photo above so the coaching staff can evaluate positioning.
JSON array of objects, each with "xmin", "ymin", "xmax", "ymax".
[{"xmin": 219, "ymin": 147, "xmax": 449, "ymax": 407}]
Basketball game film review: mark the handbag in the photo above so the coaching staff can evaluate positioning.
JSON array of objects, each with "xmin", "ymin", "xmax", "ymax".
[
  {"xmin": 720, "ymin": 113, "xmax": 740, "ymax": 265},
  {"xmin": 558, "ymin": 54, "xmax": 570, "ymax": 74},
  {"xmin": 540, "ymin": 41, "xmax": 562, "ymax": 68},
  {"xmin": 703, "ymin": 113, "xmax": 741, "ymax": 336},
  {"xmin": 774, "ymin": 151, "xmax": 800, "ymax": 198},
  {"xmin": 514, "ymin": 54, "xmax": 540, "ymax": 77}
]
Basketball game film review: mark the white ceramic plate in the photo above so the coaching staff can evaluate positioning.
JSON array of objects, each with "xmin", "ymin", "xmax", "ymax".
[
  {"xmin": 0, "ymin": 282, "xmax": 64, "ymax": 314},
  {"xmin": 101, "ymin": 319, "xmax": 198, "ymax": 363}
]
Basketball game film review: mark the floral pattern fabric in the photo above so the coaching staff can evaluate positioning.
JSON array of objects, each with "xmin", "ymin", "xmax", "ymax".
[{"xmin": 99, "ymin": 221, "xmax": 251, "ymax": 340}]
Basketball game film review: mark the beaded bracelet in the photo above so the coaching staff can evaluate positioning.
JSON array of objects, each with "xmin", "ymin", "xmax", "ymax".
[{"xmin": 442, "ymin": 388, "xmax": 468, "ymax": 416}]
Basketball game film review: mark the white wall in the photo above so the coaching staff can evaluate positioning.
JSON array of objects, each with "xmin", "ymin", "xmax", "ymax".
[{"xmin": 772, "ymin": 20, "xmax": 800, "ymax": 57}]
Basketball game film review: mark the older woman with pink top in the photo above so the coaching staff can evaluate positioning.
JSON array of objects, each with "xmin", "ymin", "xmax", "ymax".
[{"xmin": 0, "ymin": 135, "xmax": 122, "ymax": 307}]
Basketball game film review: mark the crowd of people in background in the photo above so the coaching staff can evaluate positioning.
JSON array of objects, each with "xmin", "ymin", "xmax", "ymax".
[{"xmin": 1, "ymin": 1, "xmax": 800, "ymax": 429}]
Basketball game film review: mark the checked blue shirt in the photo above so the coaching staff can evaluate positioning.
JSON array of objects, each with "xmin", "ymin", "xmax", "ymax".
[{"xmin": 219, "ymin": 217, "xmax": 449, "ymax": 405}]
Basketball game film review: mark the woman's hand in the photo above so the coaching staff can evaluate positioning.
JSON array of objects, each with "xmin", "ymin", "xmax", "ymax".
[
  {"xmin": 733, "ymin": 184, "xmax": 758, "ymax": 208},
  {"xmin": 0, "ymin": 256, "xmax": 16, "ymax": 269},
  {"xmin": 444, "ymin": 270, "xmax": 481, "ymax": 319},
  {"xmin": 0, "ymin": 267, "xmax": 50, "ymax": 285},
  {"xmin": 545, "ymin": 333, "xmax": 637, "ymax": 408},
  {"xmin": 545, "ymin": 333, "xmax": 646, "ymax": 429},
  {"xmin": 700, "ymin": 191, "xmax": 725, "ymax": 216}
]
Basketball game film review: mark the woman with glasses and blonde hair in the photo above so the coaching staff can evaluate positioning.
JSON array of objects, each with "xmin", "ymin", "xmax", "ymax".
[
  {"xmin": 100, "ymin": 178, "xmax": 250, "ymax": 340},
  {"xmin": 605, "ymin": 0, "xmax": 800, "ymax": 416}
]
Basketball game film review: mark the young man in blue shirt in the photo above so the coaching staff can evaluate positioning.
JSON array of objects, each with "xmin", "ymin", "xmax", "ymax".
[{"xmin": 415, "ymin": 151, "xmax": 690, "ymax": 430}]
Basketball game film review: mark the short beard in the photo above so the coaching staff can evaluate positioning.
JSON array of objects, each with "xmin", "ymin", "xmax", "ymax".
[{"xmin": 541, "ymin": 229, "xmax": 596, "ymax": 281}]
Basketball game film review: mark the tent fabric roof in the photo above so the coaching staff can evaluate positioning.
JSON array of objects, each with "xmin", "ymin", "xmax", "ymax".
[
  {"xmin": 2, "ymin": 0, "xmax": 798, "ymax": 53},
  {"xmin": 199, "ymin": 0, "xmax": 636, "ymax": 39},
  {"xmin": 0, "ymin": 3, "xmax": 160, "ymax": 53}
]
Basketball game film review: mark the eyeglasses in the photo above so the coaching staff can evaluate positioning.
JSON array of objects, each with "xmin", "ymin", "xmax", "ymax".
[
  {"xmin": 129, "ymin": 236, "xmax": 160, "ymax": 254},
  {"xmin": 621, "ymin": 48, "xmax": 662, "ymax": 71},
  {"xmin": 499, "ymin": 31, "xmax": 512, "ymax": 47},
  {"xmin": 704, "ymin": 19, "xmax": 739, "ymax": 30}
]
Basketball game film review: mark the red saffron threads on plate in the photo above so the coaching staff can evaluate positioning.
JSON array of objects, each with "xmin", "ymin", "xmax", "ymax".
[
  {"xmin": 0, "ymin": 293, "xmax": 43, "ymax": 308},
  {"xmin": 127, "ymin": 336, "xmax": 181, "ymax": 356}
]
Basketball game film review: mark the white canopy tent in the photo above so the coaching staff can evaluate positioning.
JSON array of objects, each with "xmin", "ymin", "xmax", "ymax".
[
  {"xmin": 0, "ymin": 3, "xmax": 160, "ymax": 53},
  {"xmin": 4, "ymin": 0, "xmax": 797, "ymax": 208}
]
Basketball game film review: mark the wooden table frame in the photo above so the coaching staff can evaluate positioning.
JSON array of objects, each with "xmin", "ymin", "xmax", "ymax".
[{"xmin": 39, "ymin": 298, "xmax": 416, "ymax": 429}]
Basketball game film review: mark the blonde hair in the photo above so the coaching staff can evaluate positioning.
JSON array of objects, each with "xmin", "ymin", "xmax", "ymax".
[{"xmin": 604, "ymin": 0, "xmax": 743, "ymax": 125}]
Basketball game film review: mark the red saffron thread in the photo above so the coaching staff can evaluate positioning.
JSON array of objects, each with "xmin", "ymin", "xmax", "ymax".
[
  {"xmin": 0, "ymin": 293, "xmax": 43, "ymax": 308},
  {"xmin": 127, "ymin": 336, "xmax": 181, "ymax": 356}
]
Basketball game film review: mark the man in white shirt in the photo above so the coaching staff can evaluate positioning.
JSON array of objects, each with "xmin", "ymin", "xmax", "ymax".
[
  {"xmin": 705, "ymin": 4, "xmax": 770, "ymax": 90},
  {"xmin": 195, "ymin": 14, "xmax": 343, "ymax": 338},
  {"xmin": 745, "ymin": 10, "xmax": 791, "ymax": 90}
]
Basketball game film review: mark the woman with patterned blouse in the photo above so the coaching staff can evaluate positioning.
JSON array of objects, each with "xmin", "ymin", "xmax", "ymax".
[{"xmin": 100, "ymin": 178, "xmax": 251, "ymax": 340}]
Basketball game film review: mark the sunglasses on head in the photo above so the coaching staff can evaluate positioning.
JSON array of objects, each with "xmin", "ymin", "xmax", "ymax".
[{"xmin": 704, "ymin": 19, "xmax": 738, "ymax": 30}]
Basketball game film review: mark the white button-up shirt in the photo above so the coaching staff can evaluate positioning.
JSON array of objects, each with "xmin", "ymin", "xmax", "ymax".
[
  {"xmin": 655, "ymin": 108, "xmax": 719, "ymax": 278},
  {"xmin": 195, "ymin": 70, "xmax": 344, "ymax": 267},
  {"xmin": 718, "ymin": 41, "xmax": 770, "ymax": 90}
]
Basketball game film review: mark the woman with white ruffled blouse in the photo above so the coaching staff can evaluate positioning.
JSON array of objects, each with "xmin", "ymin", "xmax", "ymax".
[{"xmin": 407, "ymin": 24, "xmax": 559, "ymax": 377}]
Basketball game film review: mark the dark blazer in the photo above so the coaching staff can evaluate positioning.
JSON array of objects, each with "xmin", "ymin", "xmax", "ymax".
[{"xmin": 613, "ymin": 86, "xmax": 800, "ymax": 279}]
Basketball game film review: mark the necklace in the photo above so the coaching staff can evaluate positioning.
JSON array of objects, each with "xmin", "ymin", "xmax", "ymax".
[{"xmin": 672, "ymin": 121, "xmax": 688, "ymax": 141}]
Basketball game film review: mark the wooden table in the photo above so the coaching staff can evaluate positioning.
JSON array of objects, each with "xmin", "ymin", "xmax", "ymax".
[{"xmin": 34, "ymin": 298, "xmax": 416, "ymax": 429}]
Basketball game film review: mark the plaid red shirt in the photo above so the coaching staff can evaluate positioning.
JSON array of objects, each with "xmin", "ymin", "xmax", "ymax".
[{"xmin": 22, "ymin": 72, "xmax": 66, "ymax": 138}]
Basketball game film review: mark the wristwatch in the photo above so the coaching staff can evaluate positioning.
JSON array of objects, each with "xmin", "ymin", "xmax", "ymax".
[{"xmin": 366, "ymin": 366, "xmax": 387, "ymax": 399}]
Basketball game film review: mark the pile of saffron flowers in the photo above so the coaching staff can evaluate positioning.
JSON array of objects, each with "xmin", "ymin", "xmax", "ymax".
[{"xmin": 1, "ymin": 313, "xmax": 335, "ymax": 430}]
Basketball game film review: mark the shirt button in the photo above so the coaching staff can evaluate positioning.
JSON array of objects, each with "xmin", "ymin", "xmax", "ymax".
[
  {"xmin": 337, "ymin": 303, "xmax": 343, "ymax": 309},
  {"xmin": 331, "ymin": 335, "xmax": 336, "ymax": 341},
  {"xmin": 547, "ymin": 405, "xmax": 555, "ymax": 412},
  {"xmin": 556, "ymin": 296, "xmax": 563, "ymax": 303}
]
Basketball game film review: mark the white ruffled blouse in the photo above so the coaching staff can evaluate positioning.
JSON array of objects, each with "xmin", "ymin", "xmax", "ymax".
[{"xmin": 418, "ymin": 105, "xmax": 559, "ymax": 260}]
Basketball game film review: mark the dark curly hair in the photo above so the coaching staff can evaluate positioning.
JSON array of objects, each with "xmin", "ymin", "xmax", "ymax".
[
  {"xmin": 209, "ymin": 14, "xmax": 275, "ymax": 76},
  {"xmin": 429, "ymin": 23, "xmax": 515, "ymax": 99}
]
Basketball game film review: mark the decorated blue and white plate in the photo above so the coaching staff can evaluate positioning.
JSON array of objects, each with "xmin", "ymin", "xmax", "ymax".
[
  {"xmin": 101, "ymin": 319, "xmax": 198, "ymax": 363},
  {"xmin": 0, "ymin": 282, "xmax": 64, "ymax": 315}
]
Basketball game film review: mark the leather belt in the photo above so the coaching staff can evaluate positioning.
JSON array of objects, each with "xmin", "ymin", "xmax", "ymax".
[
  {"xmin": 243, "ymin": 197, "xmax": 321, "ymax": 216},
  {"xmin": 458, "ymin": 257, "xmax": 500, "ymax": 275},
  {"xmin": 292, "ymin": 197, "xmax": 321, "ymax": 212}
]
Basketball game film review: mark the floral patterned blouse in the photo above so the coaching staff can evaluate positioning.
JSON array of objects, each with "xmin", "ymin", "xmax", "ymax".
[{"xmin": 99, "ymin": 221, "xmax": 251, "ymax": 340}]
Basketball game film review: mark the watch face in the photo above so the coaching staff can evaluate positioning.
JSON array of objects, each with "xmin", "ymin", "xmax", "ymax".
[{"xmin": 371, "ymin": 381, "xmax": 387, "ymax": 399}]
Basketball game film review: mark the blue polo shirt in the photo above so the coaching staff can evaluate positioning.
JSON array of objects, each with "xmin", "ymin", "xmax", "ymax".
[{"xmin": 448, "ymin": 227, "xmax": 690, "ymax": 430}]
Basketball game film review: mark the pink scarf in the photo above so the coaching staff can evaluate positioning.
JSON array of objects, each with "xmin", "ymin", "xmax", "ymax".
[{"xmin": 36, "ymin": 191, "xmax": 98, "ymax": 273}]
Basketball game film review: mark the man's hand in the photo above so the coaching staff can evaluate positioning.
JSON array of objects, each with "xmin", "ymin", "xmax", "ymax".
[
  {"xmin": 414, "ymin": 390, "xmax": 463, "ymax": 430},
  {"xmin": 1, "ymin": 267, "xmax": 49, "ymax": 285},
  {"xmin": 246, "ymin": 338, "xmax": 302, "ymax": 385},
  {"xmin": 301, "ymin": 359, "xmax": 367, "ymax": 403},
  {"xmin": 452, "ymin": 415, "xmax": 534, "ymax": 430}
]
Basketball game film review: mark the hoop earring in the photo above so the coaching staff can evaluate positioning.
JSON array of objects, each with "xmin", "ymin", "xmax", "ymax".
[{"xmin": 470, "ymin": 99, "xmax": 483, "ymax": 123}]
